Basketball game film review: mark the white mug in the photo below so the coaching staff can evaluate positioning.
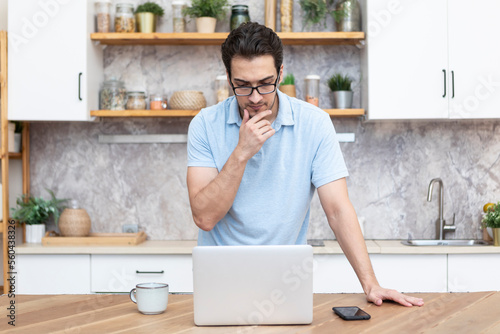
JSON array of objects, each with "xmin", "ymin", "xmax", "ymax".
[{"xmin": 129, "ymin": 282, "xmax": 169, "ymax": 315}]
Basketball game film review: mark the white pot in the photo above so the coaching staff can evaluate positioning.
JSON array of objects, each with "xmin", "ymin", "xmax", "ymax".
[
  {"xmin": 26, "ymin": 224, "xmax": 46, "ymax": 243},
  {"xmin": 196, "ymin": 17, "xmax": 217, "ymax": 33}
]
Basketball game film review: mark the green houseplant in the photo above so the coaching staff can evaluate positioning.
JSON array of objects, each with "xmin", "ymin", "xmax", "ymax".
[
  {"xmin": 482, "ymin": 202, "xmax": 500, "ymax": 246},
  {"xmin": 299, "ymin": 0, "xmax": 354, "ymax": 31},
  {"xmin": 279, "ymin": 73, "xmax": 296, "ymax": 97},
  {"xmin": 327, "ymin": 73, "xmax": 353, "ymax": 109},
  {"xmin": 11, "ymin": 189, "xmax": 68, "ymax": 243},
  {"xmin": 299, "ymin": 0, "xmax": 329, "ymax": 29},
  {"xmin": 182, "ymin": 0, "xmax": 229, "ymax": 33},
  {"xmin": 135, "ymin": 2, "xmax": 165, "ymax": 33}
]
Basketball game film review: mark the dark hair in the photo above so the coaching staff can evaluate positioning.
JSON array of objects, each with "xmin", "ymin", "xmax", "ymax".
[{"xmin": 221, "ymin": 22, "xmax": 283, "ymax": 79}]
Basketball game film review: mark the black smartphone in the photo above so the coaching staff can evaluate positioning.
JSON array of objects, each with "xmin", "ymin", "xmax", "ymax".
[{"xmin": 332, "ymin": 306, "xmax": 371, "ymax": 320}]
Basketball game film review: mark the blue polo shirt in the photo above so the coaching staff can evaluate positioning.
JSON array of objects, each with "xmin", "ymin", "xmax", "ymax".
[{"xmin": 187, "ymin": 89, "xmax": 348, "ymax": 246}]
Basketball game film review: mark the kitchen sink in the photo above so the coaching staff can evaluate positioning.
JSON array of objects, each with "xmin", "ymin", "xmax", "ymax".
[{"xmin": 401, "ymin": 239, "xmax": 492, "ymax": 246}]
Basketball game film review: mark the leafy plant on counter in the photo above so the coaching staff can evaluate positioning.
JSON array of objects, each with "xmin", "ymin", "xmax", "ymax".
[
  {"xmin": 182, "ymin": 0, "xmax": 229, "ymax": 20},
  {"xmin": 11, "ymin": 189, "xmax": 68, "ymax": 226},
  {"xmin": 327, "ymin": 73, "xmax": 353, "ymax": 91},
  {"xmin": 281, "ymin": 73, "xmax": 295, "ymax": 86},
  {"xmin": 135, "ymin": 2, "xmax": 165, "ymax": 16},
  {"xmin": 482, "ymin": 202, "xmax": 500, "ymax": 228}
]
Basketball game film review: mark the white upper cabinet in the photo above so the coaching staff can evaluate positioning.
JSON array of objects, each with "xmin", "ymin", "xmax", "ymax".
[
  {"xmin": 361, "ymin": 0, "xmax": 500, "ymax": 120},
  {"xmin": 447, "ymin": 0, "xmax": 500, "ymax": 119},
  {"xmin": 8, "ymin": 0, "xmax": 102, "ymax": 121}
]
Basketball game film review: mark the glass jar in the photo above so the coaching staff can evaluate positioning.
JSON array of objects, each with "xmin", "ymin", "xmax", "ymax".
[
  {"xmin": 216, "ymin": 75, "xmax": 229, "ymax": 103},
  {"xmin": 230, "ymin": 5, "xmax": 250, "ymax": 31},
  {"xmin": 126, "ymin": 91, "xmax": 147, "ymax": 110},
  {"xmin": 305, "ymin": 75, "xmax": 320, "ymax": 107},
  {"xmin": 281, "ymin": 0, "xmax": 293, "ymax": 32},
  {"xmin": 95, "ymin": 0, "xmax": 111, "ymax": 33},
  {"xmin": 172, "ymin": 1, "xmax": 186, "ymax": 33},
  {"xmin": 150, "ymin": 94, "xmax": 168, "ymax": 110},
  {"xmin": 99, "ymin": 79, "xmax": 127, "ymax": 110},
  {"xmin": 115, "ymin": 3, "xmax": 135, "ymax": 33}
]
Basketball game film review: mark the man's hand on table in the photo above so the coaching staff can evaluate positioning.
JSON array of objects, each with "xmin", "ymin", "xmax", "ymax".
[{"xmin": 366, "ymin": 285, "xmax": 424, "ymax": 307}]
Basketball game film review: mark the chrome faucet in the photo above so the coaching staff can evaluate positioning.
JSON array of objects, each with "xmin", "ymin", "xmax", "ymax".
[{"xmin": 427, "ymin": 178, "xmax": 456, "ymax": 240}]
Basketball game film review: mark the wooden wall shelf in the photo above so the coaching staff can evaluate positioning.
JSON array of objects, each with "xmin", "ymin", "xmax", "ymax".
[
  {"xmin": 90, "ymin": 32, "xmax": 365, "ymax": 46},
  {"xmin": 91, "ymin": 109, "xmax": 364, "ymax": 118}
]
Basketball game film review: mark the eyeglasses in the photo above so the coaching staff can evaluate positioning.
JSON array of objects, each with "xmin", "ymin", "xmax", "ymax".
[{"xmin": 230, "ymin": 74, "xmax": 280, "ymax": 97}]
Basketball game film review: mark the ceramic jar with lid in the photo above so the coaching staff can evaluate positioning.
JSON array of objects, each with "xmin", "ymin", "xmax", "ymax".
[
  {"xmin": 58, "ymin": 200, "xmax": 92, "ymax": 237},
  {"xmin": 100, "ymin": 79, "xmax": 127, "ymax": 110},
  {"xmin": 115, "ymin": 3, "xmax": 135, "ymax": 32},
  {"xmin": 126, "ymin": 91, "xmax": 147, "ymax": 110}
]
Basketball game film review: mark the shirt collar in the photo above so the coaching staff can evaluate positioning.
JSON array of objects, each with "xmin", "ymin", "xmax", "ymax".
[{"xmin": 226, "ymin": 89, "xmax": 295, "ymax": 130}]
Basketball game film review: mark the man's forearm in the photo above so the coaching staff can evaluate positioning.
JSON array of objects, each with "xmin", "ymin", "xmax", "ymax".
[
  {"xmin": 328, "ymin": 206, "xmax": 379, "ymax": 294},
  {"xmin": 190, "ymin": 148, "xmax": 247, "ymax": 231}
]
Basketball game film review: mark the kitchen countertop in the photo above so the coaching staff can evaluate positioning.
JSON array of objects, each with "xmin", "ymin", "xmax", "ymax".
[
  {"xmin": 14, "ymin": 239, "xmax": 500, "ymax": 255},
  {"xmin": 2, "ymin": 292, "xmax": 499, "ymax": 333}
]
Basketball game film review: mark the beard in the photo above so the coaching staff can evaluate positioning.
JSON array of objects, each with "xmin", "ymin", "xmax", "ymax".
[{"xmin": 238, "ymin": 92, "xmax": 278, "ymax": 118}]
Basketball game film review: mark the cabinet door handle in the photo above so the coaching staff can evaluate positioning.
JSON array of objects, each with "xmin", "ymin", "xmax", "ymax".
[
  {"xmin": 78, "ymin": 72, "xmax": 83, "ymax": 101},
  {"xmin": 442, "ymin": 69, "xmax": 446, "ymax": 98},
  {"xmin": 451, "ymin": 70, "xmax": 455, "ymax": 98},
  {"xmin": 136, "ymin": 270, "xmax": 165, "ymax": 274}
]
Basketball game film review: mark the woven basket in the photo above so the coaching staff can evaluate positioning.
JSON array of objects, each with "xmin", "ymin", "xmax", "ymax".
[
  {"xmin": 58, "ymin": 208, "xmax": 92, "ymax": 237},
  {"xmin": 169, "ymin": 91, "xmax": 207, "ymax": 110}
]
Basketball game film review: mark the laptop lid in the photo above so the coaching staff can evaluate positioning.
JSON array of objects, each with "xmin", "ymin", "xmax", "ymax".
[{"xmin": 193, "ymin": 245, "xmax": 313, "ymax": 326}]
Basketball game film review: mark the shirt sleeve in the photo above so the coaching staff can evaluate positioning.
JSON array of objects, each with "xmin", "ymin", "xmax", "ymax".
[
  {"xmin": 311, "ymin": 114, "xmax": 349, "ymax": 188},
  {"xmin": 187, "ymin": 113, "xmax": 217, "ymax": 168}
]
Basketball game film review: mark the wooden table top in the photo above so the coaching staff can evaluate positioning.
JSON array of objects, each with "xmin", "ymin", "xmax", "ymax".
[{"xmin": 1, "ymin": 292, "xmax": 499, "ymax": 333}]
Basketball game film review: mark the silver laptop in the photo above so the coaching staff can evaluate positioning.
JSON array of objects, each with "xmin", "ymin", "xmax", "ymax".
[{"xmin": 193, "ymin": 245, "xmax": 313, "ymax": 326}]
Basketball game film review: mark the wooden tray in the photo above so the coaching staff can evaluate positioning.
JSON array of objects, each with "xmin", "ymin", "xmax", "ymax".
[{"xmin": 42, "ymin": 231, "xmax": 147, "ymax": 246}]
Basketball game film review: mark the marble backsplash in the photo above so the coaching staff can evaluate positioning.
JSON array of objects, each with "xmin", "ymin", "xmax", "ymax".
[{"xmin": 29, "ymin": 0, "xmax": 500, "ymax": 241}]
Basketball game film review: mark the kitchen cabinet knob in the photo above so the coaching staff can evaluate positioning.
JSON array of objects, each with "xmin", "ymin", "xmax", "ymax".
[
  {"xmin": 78, "ymin": 72, "xmax": 83, "ymax": 101},
  {"xmin": 135, "ymin": 270, "xmax": 164, "ymax": 274},
  {"xmin": 442, "ymin": 69, "xmax": 446, "ymax": 98}
]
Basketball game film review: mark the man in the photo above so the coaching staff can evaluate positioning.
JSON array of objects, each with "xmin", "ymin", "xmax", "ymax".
[{"xmin": 187, "ymin": 22, "xmax": 423, "ymax": 307}]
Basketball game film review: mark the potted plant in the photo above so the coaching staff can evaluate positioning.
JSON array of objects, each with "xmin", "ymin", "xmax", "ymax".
[
  {"xmin": 333, "ymin": 0, "xmax": 361, "ymax": 32},
  {"xmin": 327, "ymin": 73, "xmax": 353, "ymax": 109},
  {"xmin": 135, "ymin": 2, "xmax": 165, "ymax": 33},
  {"xmin": 279, "ymin": 73, "xmax": 296, "ymax": 97},
  {"xmin": 11, "ymin": 189, "xmax": 68, "ymax": 243},
  {"xmin": 299, "ymin": 0, "xmax": 328, "ymax": 30},
  {"xmin": 183, "ymin": 0, "xmax": 229, "ymax": 33},
  {"xmin": 482, "ymin": 202, "xmax": 500, "ymax": 246}
]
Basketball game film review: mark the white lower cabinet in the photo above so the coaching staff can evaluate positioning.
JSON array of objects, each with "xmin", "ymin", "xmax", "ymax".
[
  {"xmin": 448, "ymin": 254, "xmax": 500, "ymax": 292},
  {"xmin": 370, "ymin": 254, "xmax": 447, "ymax": 293},
  {"xmin": 91, "ymin": 255, "xmax": 193, "ymax": 293},
  {"xmin": 16, "ymin": 252, "xmax": 499, "ymax": 294},
  {"xmin": 17, "ymin": 255, "xmax": 91, "ymax": 294},
  {"xmin": 313, "ymin": 255, "xmax": 363, "ymax": 293},
  {"xmin": 313, "ymin": 254, "xmax": 447, "ymax": 293}
]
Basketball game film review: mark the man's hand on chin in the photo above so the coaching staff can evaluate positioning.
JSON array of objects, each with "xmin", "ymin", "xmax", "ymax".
[{"xmin": 366, "ymin": 285, "xmax": 424, "ymax": 307}]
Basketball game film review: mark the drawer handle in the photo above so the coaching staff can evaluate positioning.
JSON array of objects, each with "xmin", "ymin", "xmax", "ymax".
[{"xmin": 136, "ymin": 270, "xmax": 164, "ymax": 274}]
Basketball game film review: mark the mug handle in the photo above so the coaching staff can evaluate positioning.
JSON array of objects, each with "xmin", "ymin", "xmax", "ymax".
[{"xmin": 129, "ymin": 288, "xmax": 137, "ymax": 304}]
